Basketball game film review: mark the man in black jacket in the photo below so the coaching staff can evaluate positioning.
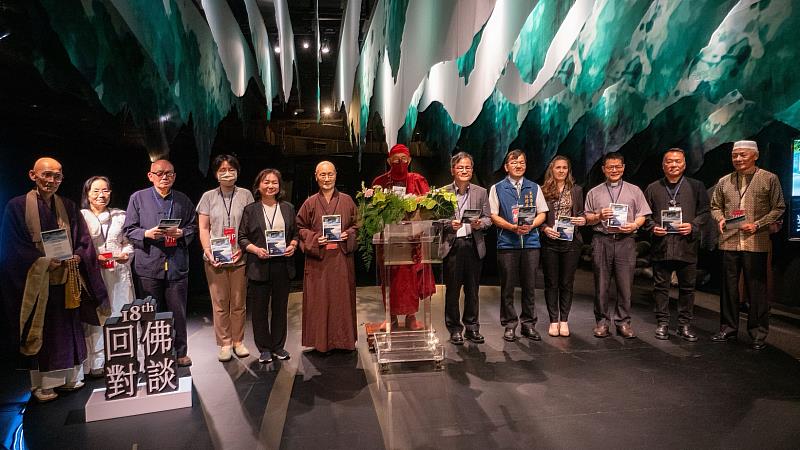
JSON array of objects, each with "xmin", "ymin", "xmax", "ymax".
[{"xmin": 644, "ymin": 148, "xmax": 709, "ymax": 341}]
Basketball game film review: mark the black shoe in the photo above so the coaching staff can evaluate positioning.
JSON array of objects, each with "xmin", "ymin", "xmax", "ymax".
[
  {"xmin": 676, "ymin": 325, "xmax": 698, "ymax": 342},
  {"xmin": 273, "ymin": 349, "xmax": 291, "ymax": 360},
  {"xmin": 258, "ymin": 351, "xmax": 273, "ymax": 363},
  {"xmin": 751, "ymin": 339, "xmax": 766, "ymax": 350},
  {"xmin": 503, "ymin": 327, "xmax": 517, "ymax": 342},
  {"xmin": 711, "ymin": 330, "xmax": 737, "ymax": 342},
  {"xmin": 521, "ymin": 326, "xmax": 541, "ymax": 341},
  {"xmin": 464, "ymin": 330, "xmax": 485, "ymax": 343},
  {"xmin": 450, "ymin": 331, "xmax": 464, "ymax": 345},
  {"xmin": 655, "ymin": 324, "xmax": 669, "ymax": 340}
]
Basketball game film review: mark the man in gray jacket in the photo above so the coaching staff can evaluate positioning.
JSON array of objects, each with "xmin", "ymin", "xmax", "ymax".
[{"xmin": 441, "ymin": 152, "xmax": 492, "ymax": 345}]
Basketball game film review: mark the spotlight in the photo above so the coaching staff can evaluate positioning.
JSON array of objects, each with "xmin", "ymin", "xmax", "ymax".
[
  {"xmin": 322, "ymin": 106, "xmax": 331, "ymax": 115},
  {"xmin": 321, "ymin": 45, "xmax": 330, "ymax": 54},
  {"xmin": 274, "ymin": 46, "xmax": 280, "ymax": 54}
]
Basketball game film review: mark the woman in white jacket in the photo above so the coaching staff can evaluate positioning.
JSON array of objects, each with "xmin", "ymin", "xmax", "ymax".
[{"xmin": 80, "ymin": 176, "xmax": 136, "ymax": 377}]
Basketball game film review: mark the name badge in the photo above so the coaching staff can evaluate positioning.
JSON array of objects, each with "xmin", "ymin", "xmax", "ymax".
[
  {"xmin": 668, "ymin": 206, "xmax": 681, "ymax": 212},
  {"xmin": 325, "ymin": 243, "xmax": 338, "ymax": 250},
  {"xmin": 391, "ymin": 186, "xmax": 406, "ymax": 196},
  {"xmin": 223, "ymin": 227, "xmax": 236, "ymax": 245}
]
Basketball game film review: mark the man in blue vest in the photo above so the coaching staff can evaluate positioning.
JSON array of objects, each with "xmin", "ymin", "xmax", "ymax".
[{"xmin": 489, "ymin": 150, "xmax": 548, "ymax": 342}]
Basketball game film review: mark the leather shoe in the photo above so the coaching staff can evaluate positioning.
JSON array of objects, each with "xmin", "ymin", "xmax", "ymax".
[
  {"xmin": 654, "ymin": 324, "xmax": 669, "ymax": 340},
  {"xmin": 616, "ymin": 323, "xmax": 636, "ymax": 339},
  {"xmin": 676, "ymin": 325, "xmax": 698, "ymax": 342},
  {"xmin": 450, "ymin": 331, "xmax": 464, "ymax": 345},
  {"xmin": 464, "ymin": 330, "xmax": 485, "ymax": 343},
  {"xmin": 711, "ymin": 330, "xmax": 737, "ymax": 342},
  {"xmin": 521, "ymin": 326, "xmax": 541, "ymax": 341},
  {"xmin": 751, "ymin": 339, "xmax": 766, "ymax": 350},
  {"xmin": 593, "ymin": 324, "xmax": 610, "ymax": 338},
  {"xmin": 177, "ymin": 355, "xmax": 193, "ymax": 367},
  {"xmin": 503, "ymin": 327, "xmax": 517, "ymax": 342}
]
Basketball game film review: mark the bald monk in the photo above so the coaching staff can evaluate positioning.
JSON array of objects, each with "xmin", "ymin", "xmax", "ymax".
[
  {"xmin": 296, "ymin": 161, "xmax": 359, "ymax": 352},
  {"xmin": 0, "ymin": 157, "xmax": 107, "ymax": 402},
  {"xmin": 123, "ymin": 159, "xmax": 196, "ymax": 366},
  {"xmin": 372, "ymin": 144, "xmax": 436, "ymax": 330}
]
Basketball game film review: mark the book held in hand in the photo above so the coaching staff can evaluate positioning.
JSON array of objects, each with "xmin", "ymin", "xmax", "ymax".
[
  {"xmin": 322, "ymin": 215, "xmax": 342, "ymax": 241},
  {"xmin": 460, "ymin": 209, "xmax": 481, "ymax": 222},
  {"xmin": 607, "ymin": 203, "xmax": 628, "ymax": 228},
  {"xmin": 661, "ymin": 208, "xmax": 682, "ymax": 234},
  {"xmin": 157, "ymin": 218, "xmax": 181, "ymax": 229},
  {"xmin": 265, "ymin": 230, "xmax": 286, "ymax": 256},
  {"xmin": 517, "ymin": 206, "xmax": 537, "ymax": 226},
  {"xmin": 555, "ymin": 216, "xmax": 575, "ymax": 241},
  {"xmin": 725, "ymin": 209, "xmax": 746, "ymax": 229},
  {"xmin": 210, "ymin": 237, "xmax": 234, "ymax": 264},
  {"xmin": 41, "ymin": 228, "xmax": 72, "ymax": 261}
]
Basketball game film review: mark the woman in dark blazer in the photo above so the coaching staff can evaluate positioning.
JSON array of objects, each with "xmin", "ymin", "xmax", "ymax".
[
  {"xmin": 539, "ymin": 156, "xmax": 587, "ymax": 337},
  {"xmin": 238, "ymin": 169, "xmax": 299, "ymax": 363}
]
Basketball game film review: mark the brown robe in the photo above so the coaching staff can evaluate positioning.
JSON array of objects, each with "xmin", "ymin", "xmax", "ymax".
[{"xmin": 296, "ymin": 190, "xmax": 358, "ymax": 352}]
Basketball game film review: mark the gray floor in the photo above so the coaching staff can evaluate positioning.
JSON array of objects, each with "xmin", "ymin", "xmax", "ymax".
[{"xmin": 8, "ymin": 268, "xmax": 800, "ymax": 449}]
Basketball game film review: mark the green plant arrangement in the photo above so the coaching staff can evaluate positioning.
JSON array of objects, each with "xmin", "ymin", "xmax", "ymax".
[{"xmin": 356, "ymin": 183, "xmax": 457, "ymax": 268}]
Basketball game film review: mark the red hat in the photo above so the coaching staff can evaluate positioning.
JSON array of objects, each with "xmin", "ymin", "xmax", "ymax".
[{"xmin": 389, "ymin": 144, "xmax": 410, "ymax": 157}]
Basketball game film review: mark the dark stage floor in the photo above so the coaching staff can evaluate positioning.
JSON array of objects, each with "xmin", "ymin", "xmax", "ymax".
[{"xmin": 3, "ymin": 269, "xmax": 800, "ymax": 449}]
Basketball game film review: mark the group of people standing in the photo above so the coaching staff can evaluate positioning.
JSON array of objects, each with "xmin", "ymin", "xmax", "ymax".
[{"xmin": 0, "ymin": 137, "xmax": 785, "ymax": 403}]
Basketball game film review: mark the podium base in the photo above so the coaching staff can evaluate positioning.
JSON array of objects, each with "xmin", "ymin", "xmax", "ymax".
[
  {"xmin": 84, "ymin": 376, "xmax": 192, "ymax": 422},
  {"xmin": 373, "ymin": 330, "xmax": 444, "ymax": 370}
]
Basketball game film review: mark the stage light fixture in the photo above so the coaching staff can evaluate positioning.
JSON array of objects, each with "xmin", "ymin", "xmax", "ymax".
[
  {"xmin": 321, "ymin": 45, "xmax": 330, "ymax": 54},
  {"xmin": 274, "ymin": 46, "xmax": 280, "ymax": 54},
  {"xmin": 302, "ymin": 41, "xmax": 309, "ymax": 49}
]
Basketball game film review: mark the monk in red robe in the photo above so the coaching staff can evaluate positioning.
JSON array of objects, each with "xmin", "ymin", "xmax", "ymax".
[
  {"xmin": 372, "ymin": 144, "xmax": 436, "ymax": 330},
  {"xmin": 297, "ymin": 161, "xmax": 358, "ymax": 352}
]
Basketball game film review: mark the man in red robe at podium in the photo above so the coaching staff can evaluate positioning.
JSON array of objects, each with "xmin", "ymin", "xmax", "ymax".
[{"xmin": 372, "ymin": 144, "xmax": 436, "ymax": 330}]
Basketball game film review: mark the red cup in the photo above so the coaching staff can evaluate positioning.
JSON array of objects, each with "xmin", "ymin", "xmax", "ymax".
[{"xmin": 100, "ymin": 252, "xmax": 115, "ymax": 269}]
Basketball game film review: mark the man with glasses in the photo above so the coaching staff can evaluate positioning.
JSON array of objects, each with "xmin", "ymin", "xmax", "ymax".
[
  {"xmin": 489, "ymin": 149, "xmax": 548, "ymax": 342},
  {"xmin": 585, "ymin": 152, "xmax": 650, "ymax": 339},
  {"xmin": 710, "ymin": 140, "xmax": 785, "ymax": 350},
  {"xmin": 123, "ymin": 159, "xmax": 197, "ymax": 366},
  {"xmin": 440, "ymin": 152, "xmax": 491, "ymax": 345},
  {"xmin": 0, "ymin": 157, "xmax": 108, "ymax": 402}
]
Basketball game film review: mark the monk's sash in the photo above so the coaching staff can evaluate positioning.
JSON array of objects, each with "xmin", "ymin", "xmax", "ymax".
[{"xmin": 19, "ymin": 258, "xmax": 51, "ymax": 355}]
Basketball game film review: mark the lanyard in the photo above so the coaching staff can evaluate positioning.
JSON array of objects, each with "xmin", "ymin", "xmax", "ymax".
[
  {"xmin": 150, "ymin": 187, "xmax": 174, "ymax": 219},
  {"xmin": 218, "ymin": 187, "xmax": 235, "ymax": 228},
  {"xmin": 664, "ymin": 177, "xmax": 684, "ymax": 207},
  {"xmin": 605, "ymin": 181, "xmax": 623, "ymax": 204},
  {"xmin": 454, "ymin": 183, "xmax": 470, "ymax": 217},
  {"xmin": 262, "ymin": 203, "xmax": 279, "ymax": 230},
  {"xmin": 735, "ymin": 169, "xmax": 757, "ymax": 208},
  {"xmin": 93, "ymin": 212, "xmax": 109, "ymax": 249}
]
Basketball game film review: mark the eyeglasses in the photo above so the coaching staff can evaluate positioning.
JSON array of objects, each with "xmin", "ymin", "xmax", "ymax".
[
  {"xmin": 89, "ymin": 189, "xmax": 111, "ymax": 196},
  {"xmin": 454, "ymin": 166, "xmax": 473, "ymax": 172},
  {"xmin": 507, "ymin": 161, "xmax": 526, "ymax": 167},
  {"xmin": 604, "ymin": 165, "xmax": 624, "ymax": 171},
  {"xmin": 150, "ymin": 171, "xmax": 176, "ymax": 178},
  {"xmin": 39, "ymin": 171, "xmax": 64, "ymax": 182},
  {"xmin": 317, "ymin": 172, "xmax": 336, "ymax": 179}
]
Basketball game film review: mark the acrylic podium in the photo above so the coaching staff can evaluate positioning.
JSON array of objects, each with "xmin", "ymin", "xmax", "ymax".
[{"xmin": 372, "ymin": 220, "xmax": 445, "ymax": 369}]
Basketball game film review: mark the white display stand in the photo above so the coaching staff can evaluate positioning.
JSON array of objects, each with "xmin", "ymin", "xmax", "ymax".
[
  {"xmin": 85, "ymin": 376, "xmax": 192, "ymax": 422},
  {"xmin": 372, "ymin": 221, "xmax": 445, "ymax": 370}
]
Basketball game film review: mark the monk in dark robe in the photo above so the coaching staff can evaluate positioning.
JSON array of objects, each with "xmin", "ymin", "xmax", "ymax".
[
  {"xmin": 297, "ymin": 161, "xmax": 358, "ymax": 352},
  {"xmin": 372, "ymin": 144, "xmax": 436, "ymax": 330},
  {"xmin": 0, "ymin": 157, "xmax": 107, "ymax": 402}
]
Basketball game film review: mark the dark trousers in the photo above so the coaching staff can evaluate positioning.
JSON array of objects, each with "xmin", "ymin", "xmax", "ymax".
[
  {"xmin": 497, "ymin": 248, "xmax": 539, "ymax": 328},
  {"xmin": 443, "ymin": 238, "xmax": 483, "ymax": 333},
  {"xmin": 541, "ymin": 239, "xmax": 580, "ymax": 323},
  {"xmin": 720, "ymin": 250, "xmax": 769, "ymax": 340},
  {"xmin": 136, "ymin": 276, "xmax": 189, "ymax": 358},
  {"xmin": 248, "ymin": 262, "xmax": 290, "ymax": 353},
  {"xmin": 652, "ymin": 260, "xmax": 696, "ymax": 326},
  {"xmin": 591, "ymin": 234, "xmax": 636, "ymax": 326}
]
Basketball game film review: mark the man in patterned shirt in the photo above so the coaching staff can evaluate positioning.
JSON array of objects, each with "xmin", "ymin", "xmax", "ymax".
[{"xmin": 710, "ymin": 140, "xmax": 785, "ymax": 350}]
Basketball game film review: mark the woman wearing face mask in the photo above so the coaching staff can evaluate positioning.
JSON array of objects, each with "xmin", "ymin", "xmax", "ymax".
[
  {"xmin": 371, "ymin": 144, "xmax": 436, "ymax": 330},
  {"xmin": 80, "ymin": 176, "xmax": 136, "ymax": 377},
  {"xmin": 539, "ymin": 156, "xmax": 586, "ymax": 337},
  {"xmin": 197, "ymin": 154, "xmax": 255, "ymax": 362}
]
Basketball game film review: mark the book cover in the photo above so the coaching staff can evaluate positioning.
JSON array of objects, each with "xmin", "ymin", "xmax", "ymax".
[
  {"xmin": 661, "ymin": 209, "xmax": 682, "ymax": 234},
  {"xmin": 265, "ymin": 230, "xmax": 286, "ymax": 256},
  {"xmin": 41, "ymin": 228, "xmax": 72, "ymax": 260},
  {"xmin": 157, "ymin": 218, "xmax": 181, "ymax": 229},
  {"xmin": 608, "ymin": 203, "xmax": 628, "ymax": 228},
  {"xmin": 210, "ymin": 237, "xmax": 233, "ymax": 264},
  {"xmin": 322, "ymin": 214, "xmax": 342, "ymax": 241},
  {"xmin": 517, "ymin": 206, "xmax": 537, "ymax": 226},
  {"xmin": 461, "ymin": 209, "xmax": 481, "ymax": 222},
  {"xmin": 555, "ymin": 216, "xmax": 575, "ymax": 241}
]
